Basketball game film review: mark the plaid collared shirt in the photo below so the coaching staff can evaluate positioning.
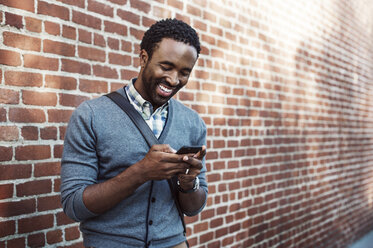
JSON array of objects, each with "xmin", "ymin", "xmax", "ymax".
[{"xmin": 125, "ymin": 79, "xmax": 168, "ymax": 139}]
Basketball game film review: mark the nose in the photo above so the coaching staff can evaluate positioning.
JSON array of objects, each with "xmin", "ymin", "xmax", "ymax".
[{"xmin": 167, "ymin": 71, "xmax": 179, "ymax": 86}]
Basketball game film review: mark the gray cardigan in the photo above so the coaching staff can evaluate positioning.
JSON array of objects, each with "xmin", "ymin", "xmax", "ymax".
[{"xmin": 60, "ymin": 88, "xmax": 208, "ymax": 248}]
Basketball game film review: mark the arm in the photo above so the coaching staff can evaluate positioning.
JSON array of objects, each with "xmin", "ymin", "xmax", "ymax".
[
  {"xmin": 60, "ymin": 102, "xmax": 191, "ymax": 220},
  {"xmin": 82, "ymin": 144, "xmax": 191, "ymax": 215},
  {"xmin": 176, "ymin": 146, "xmax": 208, "ymax": 216}
]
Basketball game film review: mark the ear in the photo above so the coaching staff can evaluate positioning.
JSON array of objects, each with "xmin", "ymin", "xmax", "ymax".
[{"xmin": 139, "ymin": 49, "xmax": 149, "ymax": 68}]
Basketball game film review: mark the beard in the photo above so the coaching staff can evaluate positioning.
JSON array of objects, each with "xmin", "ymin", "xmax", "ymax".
[{"xmin": 140, "ymin": 72, "xmax": 180, "ymax": 109}]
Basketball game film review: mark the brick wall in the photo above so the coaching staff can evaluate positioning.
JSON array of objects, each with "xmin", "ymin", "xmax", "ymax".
[{"xmin": 1, "ymin": 0, "xmax": 373, "ymax": 247}]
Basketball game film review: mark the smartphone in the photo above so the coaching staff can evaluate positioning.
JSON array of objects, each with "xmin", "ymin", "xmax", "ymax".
[{"xmin": 176, "ymin": 146, "xmax": 203, "ymax": 154}]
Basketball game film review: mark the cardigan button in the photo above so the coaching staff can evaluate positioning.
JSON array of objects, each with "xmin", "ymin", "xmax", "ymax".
[{"xmin": 149, "ymin": 220, "xmax": 153, "ymax": 225}]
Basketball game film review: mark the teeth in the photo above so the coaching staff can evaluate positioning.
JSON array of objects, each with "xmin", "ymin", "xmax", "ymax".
[{"xmin": 159, "ymin": 84, "xmax": 172, "ymax": 93}]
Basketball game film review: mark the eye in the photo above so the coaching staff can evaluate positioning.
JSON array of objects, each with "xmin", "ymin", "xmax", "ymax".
[
  {"xmin": 160, "ymin": 64, "xmax": 171, "ymax": 71},
  {"xmin": 180, "ymin": 70, "xmax": 190, "ymax": 77}
]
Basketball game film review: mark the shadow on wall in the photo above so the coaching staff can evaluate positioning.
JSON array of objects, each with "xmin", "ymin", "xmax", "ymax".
[
  {"xmin": 290, "ymin": 2, "xmax": 373, "ymax": 247},
  {"xmin": 242, "ymin": 1, "xmax": 373, "ymax": 247}
]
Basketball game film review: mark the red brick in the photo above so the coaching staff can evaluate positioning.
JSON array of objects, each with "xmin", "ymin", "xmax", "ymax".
[
  {"xmin": 5, "ymin": 71, "xmax": 42, "ymax": 87},
  {"xmin": 0, "ymin": 49, "xmax": 21, "ymax": 66},
  {"xmin": 94, "ymin": 33, "xmax": 106, "ymax": 47},
  {"xmin": 5, "ymin": 12, "xmax": 23, "ymax": 29},
  {"xmin": 17, "ymin": 179, "xmax": 52, "ymax": 197},
  {"xmin": 109, "ymin": 53, "xmax": 131, "ymax": 66},
  {"xmin": 59, "ymin": 93, "xmax": 89, "ymax": 107},
  {"xmin": 79, "ymin": 29, "xmax": 92, "ymax": 44},
  {"xmin": 168, "ymin": 0, "xmax": 183, "ymax": 10},
  {"xmin": 38, "ymin": 195, "xmax": 61, "ymax": 211},
  {"xmin": 56, "ymin": 211, "xmax": 75, "ymax": 226},
  {"xmin": 121, "ymin": 40, "xmax": 132, "ymax": 52},
  {"xmin": 61, "ymin": 59, "xmax": 91, "ymax": 75},
  {"xmin": 0, "ymin": 198, "xmax": 36, "ymax": 217},
  {"xmin": 179, "ymin": 92, "xmax": 194, "ymax": 101},
  {"xmin": 153, "ymin": 6, "xmax": 172, "ymax": 18},
  {"xmin": 200, "ymin": 232, "xmax": 214, "ymax": 243},
  {"xmin": 38, "ymin": 1, "xmax": 69, "ymax": 20},
  {"xmin": 130, "ymin": 27, "xmax": 144, "ymax": 40},
  {"xmin": 9, "ymin": 108, "xmax": 46, "ymax": 123},
  {"xmin": 65, "ymin": 226, "xmax": 81, "ymax": 241},
  {"xmin": 120, "ymin": 69, "xmax": 138, "ymax": 80},
  {"xmin": 62, "ymin": 25, "xmax": 76, "ymax": 40},
  {"xmin": 45, "ymin": 21, "xmax": 61, "ymax": 36},
  {"xmin": 24, "ymin": 54, "xmax": 59, "ymax": 71},
  {"xmin": 25, "ymin": 17, "xmax": 42, "ymax": 32},
  {"xmin": 0, "ymin": 184, "xmax": 13, "ymax": 200},
  {"xmin": 0, "ymin": 146, "xmax": 12, "ymax": 161},
  {"xmin": 18, "ymin": 214, "xmax": 54, "ymax": 233},
  {"xmin": 93, "ymin": 64, "xmax": 118, "ymax": 79},
  {"xmin": 45, "ymin": 75, "xmax": 77, "ymax": 90},
  {"xmin": 142, "ymin": 16, "xmax": 156, "ymax": 27},
  {"xmin": 60, "ymin": 125, "xmax": 67, "ymax": 140},
  {"xmin": 43, "ymin": 39, "xmax": 75, "ymax": 56},
  {"xmin": 79, "ymin": 79, "xmax": 108, "ymax": 93},
  {"xmin": 1, "ymin": 0, "xmax": 34, "ymax": 12},
  {"xmin": 78, "ymin": 46, "xmax": 106, "ymax": 62},
  {"xmin": 47, "ymin": 229, "xmax": 63, "ymax": 244},
  {"xmin": 0, "ymin": 88, "xmax": 19, "ymax": 104},
  {"xmin": 54, "ymin": 144, "xmax": 64, "ymax": 158},
  {"xmin": 7, "ymin": 238, "xmax": 25, "ymax": 247},
  {"xmin": 187, "ymin": 4, "xmax": 202, "ymax": 17},
  {"xmin": 27, "ymin": 233, "xmax": 45, "ymax": 247},
  {"xmin": 21, "ymin": 126, "xmax": 38, "ymax": 140},
  {"xmin": 0, "ymin": 126, "xmax": 19, "ymax": 141},
  {"xmin": 72, "ymin": 10, "xmax": 101, "ymax": 29},
  {"xmin": 117, "ymin": 9, "xmax": 140, "ymax": 25},
  {"xmin": 130, "ymin": 0, "xmax": 151, "ymax": 13},
  {"xmin": 88, "ymin": 0, "xmax": 114, "ymax": 17},
  {"xmin": 48, "ymin": 109, "xmax": 73, "ymax": 123},
  {"xmin": 0, "ymin": 164, "xmax": 32, "ymax": 180},
  {"xmin": 54, "ymin": 178, "xmax": 61, "ymax": 192},
  {"xmin": 104, "ymin": 20, "xmax": 127, "ymax": 36},
  {"xmin": 56, "ymin": 0, "xmax": 85, "ymax": 8},
  {"xmin": 22, "ymin": 90, "xmax": 57, "ymax": 106},
  {"xmin": 40, "ymin": 126, "xmax": 58, "ymax": 140},
  {"xmin": 3, "ymin": 32, "xmax": 41, "ymax": 51},
  {"xmin": 15, "ymin": 145, "xmax": 51, "ymax": 161},
  {"xmin": 35, "ymin": 162, "xmax": 60, "ymax": 177},
  {"xmin": 0, "ymin": 220, "xmax": 15, "ymax": 237}
]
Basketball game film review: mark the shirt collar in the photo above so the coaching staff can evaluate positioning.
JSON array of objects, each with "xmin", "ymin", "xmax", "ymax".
[{"xmin": 125, "ymin": 78, "xmax": 169, "ymax": 118}]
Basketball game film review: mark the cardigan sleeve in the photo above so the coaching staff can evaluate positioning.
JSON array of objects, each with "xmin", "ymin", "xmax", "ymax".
[
  {"xmin": 60, "ymin": 101, "xmax": 100, "ymax": 222},
  {"xmin": 183, "ymin": 117, "xmax": 209, "ymax": 216}
]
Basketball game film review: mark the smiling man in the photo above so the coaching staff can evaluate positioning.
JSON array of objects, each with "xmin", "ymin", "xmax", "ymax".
[{"xmin": 60, "ymin": 19, "xmax": 208, "ymax": 248}]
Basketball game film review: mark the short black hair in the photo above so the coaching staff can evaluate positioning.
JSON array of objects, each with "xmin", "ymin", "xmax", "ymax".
[{"xmin": 140, "ymin": 18, "xmax": 201, "ymax": 59}]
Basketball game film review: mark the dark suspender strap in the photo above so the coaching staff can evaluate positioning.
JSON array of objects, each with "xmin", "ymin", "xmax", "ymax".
[
  {"xmin": 105, "ymin": 91, "xmax": 188, "ymax": 240},
  {"xmin": 106, "ymin": 91, "xmax": 158, "ymax": 147}
]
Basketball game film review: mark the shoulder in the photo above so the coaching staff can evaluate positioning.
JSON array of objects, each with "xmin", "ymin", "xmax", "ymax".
[{"xmin": 170, "ymin": 99, "xmax": 206, "ymax": 127}]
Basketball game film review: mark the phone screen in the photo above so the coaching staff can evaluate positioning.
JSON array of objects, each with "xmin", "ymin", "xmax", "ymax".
[{"xmin": 176, "ymin": 146, "xmax": 202, "ymax": 154}]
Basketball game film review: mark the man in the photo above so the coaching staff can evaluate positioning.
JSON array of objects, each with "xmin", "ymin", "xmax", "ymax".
[{"xmin": 60, "ymin": 18, "xmax": 208, "ymax": 248}]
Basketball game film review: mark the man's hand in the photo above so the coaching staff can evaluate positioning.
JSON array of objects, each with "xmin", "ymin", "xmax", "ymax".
[
  {"xmin": 177, "ymin": 145, "xmax": 206, "ymax": 190},
  {"xmin": 137, "ymin": 144, "xmax": 192, "ymax": 182}
]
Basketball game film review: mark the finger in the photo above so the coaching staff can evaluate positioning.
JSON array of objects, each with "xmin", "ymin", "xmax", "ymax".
[
  {"xmin": 194, "ymin": 145, "xmax": 206, "ymax": 159},
  {"xmin": 183, "ymin": 156, "xmax": 203, "ymax": 170},
  {"xmin": 151, "ymin": 144, "xmax": 176, "ymax": 153}
]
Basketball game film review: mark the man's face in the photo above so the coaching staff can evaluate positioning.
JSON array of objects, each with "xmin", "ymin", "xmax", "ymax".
[{"xmin": 136, "ymin": 38, "xmax": 198, "ymax": 110}]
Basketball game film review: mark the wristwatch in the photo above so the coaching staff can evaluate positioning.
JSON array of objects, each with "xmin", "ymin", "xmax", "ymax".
[{"xmin": 177, "ymin": 177, "xmax": 200, "ymax": 193}]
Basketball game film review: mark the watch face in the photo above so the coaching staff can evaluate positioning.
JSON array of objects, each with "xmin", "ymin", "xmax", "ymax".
[
  {"xmin": 177, "ymin": 177, "xmax": 200, "ymax": 193},
  {"xmin": 194, "ymin": 177, "xmax": 200, "ymax": 190}
]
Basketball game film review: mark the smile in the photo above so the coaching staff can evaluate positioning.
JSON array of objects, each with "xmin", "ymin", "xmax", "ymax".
[{"xmin": 159, "ymin": 84, "xmax": 172, "ymax": 93}]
